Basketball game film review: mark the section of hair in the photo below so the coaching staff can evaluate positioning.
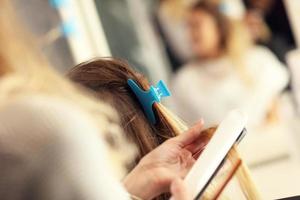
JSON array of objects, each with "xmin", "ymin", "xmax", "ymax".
[
  {"xmin": 68, "ymin": 58, "xmax": 182, "ymax": 164},
  {"xmin": 68, "ymin": 58, "xmax": 259, "ymax": 199}
]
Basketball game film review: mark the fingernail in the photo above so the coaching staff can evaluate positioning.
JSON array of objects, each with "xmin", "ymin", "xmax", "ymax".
[
  {"xmin": 199, "ymin": 118, "xmax": 204, "ymax": 124},
  {"xmin": 193, "ymin": 119, "xmax": 204, "ymax": 127}
]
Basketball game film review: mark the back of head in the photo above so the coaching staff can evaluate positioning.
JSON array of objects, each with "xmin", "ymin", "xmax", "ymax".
[
  {"xmin": 68, "ymin": 59, "xmax": 186, "ymax": 162},
  {"xmin": 68, "ymin": 58, "xmax": 260, "ymax": 199}
]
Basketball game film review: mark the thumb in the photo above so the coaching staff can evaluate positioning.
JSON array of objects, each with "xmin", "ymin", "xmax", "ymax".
[
  {"xmin": 170, "ymin": 178, "xmax": 191, "ymax": 200},
  {"xmin": 172, "ymin": 119, "xmax": 204, "ymax": 147}
]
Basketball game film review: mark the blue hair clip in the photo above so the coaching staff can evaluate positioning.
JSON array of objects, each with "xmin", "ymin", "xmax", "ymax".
[{"xmin": 127, "ymin": 79, "xmax": 171, "ymax": 124}]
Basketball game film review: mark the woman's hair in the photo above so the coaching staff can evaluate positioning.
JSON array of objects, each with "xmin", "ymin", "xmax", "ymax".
[
  {"xmin": 68, "ymin": 58, "xmax": 208, "ymax": 200},
  {"xmin": 68, "ymin": 58, "xmax": 189, "ymax": 162},
  {"xmin": 0, "ymin": 0, "xmax": 133, "ymax": 177},
  {"xmin": 191, "ymin": 1, "xmax": 231, "ymax": 53},
  {"xmin": 190, "ymin": 1, "xmax": 253, "ymax": 84},
  {"xmin": 68, "ymin": 58, "xmax": 260, "ymax": 199}
]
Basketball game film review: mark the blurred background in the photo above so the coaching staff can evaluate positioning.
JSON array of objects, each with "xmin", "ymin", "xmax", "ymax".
[{"xmin": 13, "ymin": 0, "xmax": 300, "ymax": 199}]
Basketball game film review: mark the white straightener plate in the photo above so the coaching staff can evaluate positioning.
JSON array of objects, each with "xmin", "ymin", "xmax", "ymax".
[{"xmin": 184, "ymin": 110, "xmax": 247, "ymax": 199}]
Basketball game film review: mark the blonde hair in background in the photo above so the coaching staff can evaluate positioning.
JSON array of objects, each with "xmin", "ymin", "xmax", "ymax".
[
  {"xmin": 159, "ymin": 0, "xmax": 193, "ymax": 21},
  {"xmin": 226, "ymin": 19, "xmax": 254, "ymax": 86},
  {"xmin": 0, "ymin": 0, "xmax": 135, "ymax": 177}
]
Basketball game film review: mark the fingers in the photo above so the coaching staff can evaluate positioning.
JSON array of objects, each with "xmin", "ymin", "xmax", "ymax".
[
  {"xmin": 179, "ymin": 149, "xmax": 196, "ymax": 175},
  {"xmin": 185, "ymin": 133, "xmax": 210, "ymax": 156},
  {"xmin": 170, "ymin": 178, "xmax": 192, "ymax": 200},
  {"xmin": 172, "ymin": 119, "xmax": 204, "ymax": 147}
]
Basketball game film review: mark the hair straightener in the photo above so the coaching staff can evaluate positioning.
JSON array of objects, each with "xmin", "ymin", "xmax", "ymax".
[{"xmin": 184, "ymin": 110, "xmax": 247, "ymax": 199}]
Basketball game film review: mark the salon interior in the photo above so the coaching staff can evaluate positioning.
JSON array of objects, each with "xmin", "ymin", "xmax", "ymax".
[{"xmin": 8, "ymin": 0, "xmax": 300, "ymax": 199}]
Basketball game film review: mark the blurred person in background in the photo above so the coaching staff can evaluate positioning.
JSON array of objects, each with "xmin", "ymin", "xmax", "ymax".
[
  {"xmin": 243, "ymin": 0, "xmax": 296, "ymax": 64},
  {"xmin": 154, "ymin": 0, "xmax": 194, "ymax": 72},
  {"xmin": 172, "ymin": 1, "xmax": 289, "ymax": 130}
]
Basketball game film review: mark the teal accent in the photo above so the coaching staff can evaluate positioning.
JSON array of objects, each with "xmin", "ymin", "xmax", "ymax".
[{"xmin": 127, "ymin": 79, "xmax": 171, "ymax": 124}]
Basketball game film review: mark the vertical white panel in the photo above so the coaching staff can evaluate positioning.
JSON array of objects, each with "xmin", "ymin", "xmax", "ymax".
[
  {"xmin": 77, "ymin": 0, "xmax": 111, "ymax": 57},
  {"xmin": 284, "ymin": 0, "xmax": 300, "ymax": 48},
  {"xmin": 127, "ymin": 0, "xmax": 172, "ymax": 83},
  {"xmin": 56, "ymin": 0, "xmax": 110, "ymax": 64}
]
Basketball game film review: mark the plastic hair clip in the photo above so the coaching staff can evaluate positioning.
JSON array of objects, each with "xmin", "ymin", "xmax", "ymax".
[{"xmin": 127, "ymin": 79, "xmax": 171, "ymax": 124}]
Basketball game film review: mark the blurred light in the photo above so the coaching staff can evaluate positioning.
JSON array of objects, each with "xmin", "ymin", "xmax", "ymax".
[
  {"xmin": 219, "ymin": 0, "xmax": 245, "ymax": 20},
  {"xmin": 60, "ymin": 20, "xmax": 77, "ymax": 37},
  {"xmin": 49, "ymin": 0, "xmax": 69, "ymax": 9}
]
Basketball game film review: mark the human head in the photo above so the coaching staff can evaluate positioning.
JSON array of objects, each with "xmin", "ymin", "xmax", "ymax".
[
  {"xmin": 68, "ymin": 58, "xmax": 217, "ymax": 200},
  {"xmin": 68, "ymin": 58, "xmax": 191, "ymax": 163},
  {"xmin": 68, "ymin": 58, "xmax": 259, "ymax": 199},
  {"xmin": 188, "ymin": 1, "xmax": 230, "ymax": 59}
]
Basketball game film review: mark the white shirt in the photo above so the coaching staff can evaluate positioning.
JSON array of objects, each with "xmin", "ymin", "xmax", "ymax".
[{"xmin": 172, "ymin": 46, "xmax": 289, "ymax": 128}]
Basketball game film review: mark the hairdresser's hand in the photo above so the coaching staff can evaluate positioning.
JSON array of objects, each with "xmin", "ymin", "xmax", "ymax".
[
  {"xmin": 170, "ymin": 178, "xmax": 192, "ymax": 200},
  {"xmin": 123, "ymin": 120, "xmax": 207, "ymax": 200}
]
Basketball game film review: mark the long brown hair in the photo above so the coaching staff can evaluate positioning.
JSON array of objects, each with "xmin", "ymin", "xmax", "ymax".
[
  {"xmin": 68, "ymin": 58, "xmax": 185, "ymax": 162},
  {"xmin": 68, "ymin": 58, "xmax": 209, "ymax": 200},
  {"xmin": 68, "ymin": 58, "xmax": 260, "ymax": 199}
]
